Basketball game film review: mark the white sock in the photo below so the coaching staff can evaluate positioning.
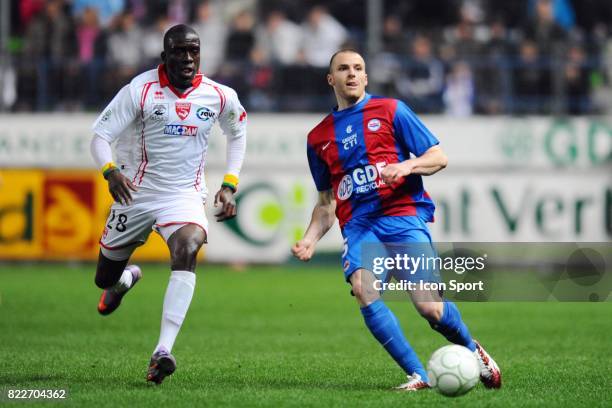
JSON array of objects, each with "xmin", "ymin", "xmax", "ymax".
[
  {"xmin": 111, "ymin": 268, "xmax": 133, "ymax": 293},
  {"xmin": 155, "ymin": 270, "xmax": 196, "ymax": 353}
]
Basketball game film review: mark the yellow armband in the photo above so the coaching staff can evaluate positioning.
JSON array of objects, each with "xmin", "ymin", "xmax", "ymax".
[
  {"xmin": 222, "ymin": 174, "xmax": 239, "ymax": 192},
  {"xmin": 101, "ymin": 162, "xmax": 119, "ymax": 180}
]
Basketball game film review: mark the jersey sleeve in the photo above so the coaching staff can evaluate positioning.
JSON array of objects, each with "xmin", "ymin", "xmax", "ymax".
[
  {"xmin": 392, "ymin": 100, "xmax": 439, "ymax": 157},
  {"xmin": 218, "ymin": 88, "xmax": 247, "ymax": 177},
  {"xmin": 307, "ymin": 142, "xmax": 331, "ymax": 192},
  {"xmin": 92, "ymin": 84, "xmax": 138, "ymax": 143}
]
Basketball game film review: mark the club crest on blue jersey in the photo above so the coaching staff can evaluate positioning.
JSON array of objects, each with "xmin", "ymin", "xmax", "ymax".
[
  {"xmin": 367, "ymin": 118, "xmax": 381, "ymax": 131},
  {"xmin": 164, "ymin": 124, "xmax": 198, "ymax": 136}
]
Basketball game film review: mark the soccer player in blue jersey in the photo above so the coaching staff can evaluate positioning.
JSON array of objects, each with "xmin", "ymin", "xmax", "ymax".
[{"xmin": 291, "ymin": 50, "xmax": 501, "ymax": 391}]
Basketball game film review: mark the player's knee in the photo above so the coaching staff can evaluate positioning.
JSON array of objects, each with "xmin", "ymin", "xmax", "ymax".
[
  {"xmin": 415, "ymin": 301, "xmax": 443, "ymax": 322},
  {"xmin": 351, "ymin": 279, "xmax": 379, "ymax": 305},
  {"xmin": 170, "ymin": 237, "xmax": 204, "ymax": 269},
  {"xmin": 351, "ymin": 281, "xmax": 365, "ymax": 301},
  {"xmin": 174, "ymin": 237, "xmax": 202, "ymax": 259}
]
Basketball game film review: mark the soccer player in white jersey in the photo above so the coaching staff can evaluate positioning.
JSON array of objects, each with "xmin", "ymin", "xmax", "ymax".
[{"xmin": 90, "ymin": 25, "xmax": 247, "ymax": 384}]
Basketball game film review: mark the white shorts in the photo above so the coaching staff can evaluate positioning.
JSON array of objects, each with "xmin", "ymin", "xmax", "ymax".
[{"xmin": 99, "ymin": 193, "xmax": 208, "ymax": 261}]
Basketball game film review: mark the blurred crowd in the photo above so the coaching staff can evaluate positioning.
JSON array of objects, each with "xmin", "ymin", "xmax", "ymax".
[{"xmin": 3, "ymin": 0, "xmax": 612, "ymax": 114}]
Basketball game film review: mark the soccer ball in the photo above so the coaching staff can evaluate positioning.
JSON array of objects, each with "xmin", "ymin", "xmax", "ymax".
[{"xmin": 427, "ymin": 345, "xmax": 480, "ymax": 397}]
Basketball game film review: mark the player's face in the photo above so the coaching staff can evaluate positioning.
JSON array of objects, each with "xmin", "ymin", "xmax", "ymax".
[
  {"xmin": 327, "ymin": 52, "xmax": 368, "ymax": 104},
  {"xmin": 163, "ymin": 32, "xmax": 201, "ymax": 89}
]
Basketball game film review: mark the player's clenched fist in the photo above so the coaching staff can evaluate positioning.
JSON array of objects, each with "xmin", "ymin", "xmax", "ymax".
[
  {"xmin": 291, "ymin": 239, "xmax": 315, "ymax": 261},
  {"xmin": 381, "ymin": 162, "xmax": 412, "ymax": 185}
]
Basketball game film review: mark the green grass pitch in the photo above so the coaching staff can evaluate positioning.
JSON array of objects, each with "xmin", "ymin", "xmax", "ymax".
[{"xmin": 0, "ymin": 263, "xmax": 611, "ymax": 407}]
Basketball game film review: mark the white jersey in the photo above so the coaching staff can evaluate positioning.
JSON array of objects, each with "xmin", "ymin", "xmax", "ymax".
[{"xmin": 92, "ymin": 65, "xmax": 247, "ymax": 197}]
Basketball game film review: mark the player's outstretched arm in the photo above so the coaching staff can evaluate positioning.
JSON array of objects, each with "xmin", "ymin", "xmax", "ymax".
[
  {"xmin": 381, "ymin": 145, "xmax": 448, "ymax": 184},
  {"xmin": 291, "ymin": 189, "xmax": 336, "ymax": 262}
]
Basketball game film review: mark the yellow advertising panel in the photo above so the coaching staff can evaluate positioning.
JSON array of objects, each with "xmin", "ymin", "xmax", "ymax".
[
  {"xmin": 0, "ymin": 169, "xmax": 200, "ymax": 262},
  {"xmin": 42, "ymin": 172, "xmax": 99, "ymax": 260},
  {"xmin": 0, "ymin": 170, "xmax": 44, "ymax": 259}
]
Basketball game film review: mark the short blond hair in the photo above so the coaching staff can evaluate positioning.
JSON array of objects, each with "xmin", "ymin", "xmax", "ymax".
[{"xmin": 328, "ymin": 49, "xmax": 363, "ymax": 73}]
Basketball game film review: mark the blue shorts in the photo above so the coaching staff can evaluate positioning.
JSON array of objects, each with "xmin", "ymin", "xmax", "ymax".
[{"xmin": 340, "ymin": 215, "xmax": 437, "ymax": 282}]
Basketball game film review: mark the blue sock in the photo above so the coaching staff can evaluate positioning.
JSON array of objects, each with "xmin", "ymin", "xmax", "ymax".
[
  {"xmin": 361, "ymin": 299, "xmax": 427, "ymax": 381},
  {"xmin": 430, "ymin": 300, "xmax": 476, "ymax": 351}
]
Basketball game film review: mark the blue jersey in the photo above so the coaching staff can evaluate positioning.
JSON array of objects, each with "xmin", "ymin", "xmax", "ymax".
[{"xmin": 306, "ymin": 93, "xmax": 439, "ymax": 228}]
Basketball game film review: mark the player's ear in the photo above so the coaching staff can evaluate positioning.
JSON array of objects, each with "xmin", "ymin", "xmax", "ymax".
[
  {"xmin": 160, "ymin": 51, "xmax": 166, "ymax": 62},
  {"xmin": 327, "ymin": 73, "xmax": 334, "ymax": 87},
  {"xmin": 364, "ymin": 73, "xmax": 368, "ymax": 87}
]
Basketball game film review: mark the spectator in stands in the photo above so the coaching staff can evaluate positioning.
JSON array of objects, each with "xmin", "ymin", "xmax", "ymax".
[
  {"xmin": 0, "ymin": 59, "xmax": 17, "ymax": 110},
  {"xmin": 246, "ymin": 46, "xmax": 275, "ymax": 111},
  {"xmin": 369, "ymin": 15, "xmax": 408, "ymax": 96},
  {"xmin": 564, "ymin": 44, "xmax": 591, "ymax": 114},
  {"xmin": 475, "ymin": 19, "xmax": 512, "ymax": 114},
  {"xmin": 23, "ymin": 0, "xmax": 75, "ymax": 110},
  {"xmin": 301, "ymin": 5, "xmax": 348, "ymax": 68},
  {"xmin": 76, "ymin": 7, "xmax": 107, "ymax": 109},
  {"xmin": 523, "ymin": 0, "xmax": 568, "ymax": 52},
  {"xmin": 382, "ymin": 15, "xmax": 409, "ymax": 55},
  {"xmin": 107, "ymin": 12, "xmax": 143, "ymax": 91},
  {"xmin": 141, "ymin": 14, "xmax": 170, "ymax": 68},
  {"xmin": 443, "ymin": 61, "xmax": 475, "ymax": 116},
  {"xmin": 72, "ymin": 0, "xmax": 125, "ymax": 28},
  {"xmin": 255, "ymin": 9, "xmax": 302, "ymax": 66},
  {"xmin": 443, "ymin": 1, "xmax": 485, "ymax": 63},
  {"xmin": 528, "ymin": 0, "xmax": 575, "ymax": 31},
  {"xmin": 126, "ymin": 0, "xmax": 147, "ymax": 22},
  {"xmin": 595, "ymin": 30, "xmax": 612, "ymax": 112},
  {"xmin": 512, "ymin": 40, "xmax": 551, "ymax": 114},
  {"xmin": 192, "ymin": 0, "xmax": 227, "ymax": 77},
  {"xmin": 167, "ymin": 0, "xmax": 190, "ymax": 24},
  {"xmin": 19, "ymin": 0, "xmax": 46, "ymax": 28},
  {"xmin": 288, "ymin": 5, "xmax": 349, "ymax": 109},
  {"xmin": 395, "ymin": 35, "xmax": 445, "ymax": 113},
  {"xmin": 218, "ymin": 10, "xmax": 257, "ymax": 107},
  {"xmin": 7, "ymin": 0, "xmax": 610, "ymax": 114},
  {"xmin": 226, "ymin": 10, "xmax": 256, "ymax": 63}
]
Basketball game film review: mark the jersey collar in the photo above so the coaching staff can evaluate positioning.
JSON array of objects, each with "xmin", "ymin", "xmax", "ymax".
[
  {"xmin": 332, "ymin": 93, "xmax": 371, "ymax": 116},
  {"xmin": 158, "ymin": 64, "xmax": 202, "ymax": 98}
]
